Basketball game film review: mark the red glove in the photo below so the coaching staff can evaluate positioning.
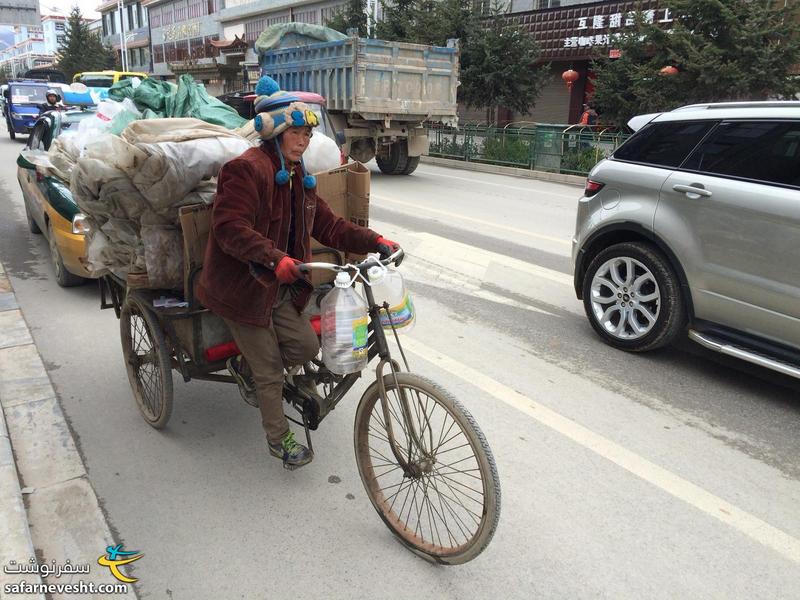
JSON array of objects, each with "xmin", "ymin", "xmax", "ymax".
[
  {"xmin": 274, "ymin": 256, "xmax": 302, "ymax": 284},
  {"xmin": 375, "ymin": 236, "xmax": 400, "ymax": 260}
]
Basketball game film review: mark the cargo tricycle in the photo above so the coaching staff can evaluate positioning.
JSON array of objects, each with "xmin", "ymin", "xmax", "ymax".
[{"xmin": 100, "ymin": 249, "xmax": 500, "ymax": 564}]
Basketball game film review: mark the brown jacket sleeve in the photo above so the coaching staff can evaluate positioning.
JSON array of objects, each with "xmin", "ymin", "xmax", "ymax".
[
  {"xmin": 211, "ymin": 158, "xmax": 286, "ymax": 268},
  {"xmin": 311, "ymin": 192, "xmax": 380, "ymax": 254}
]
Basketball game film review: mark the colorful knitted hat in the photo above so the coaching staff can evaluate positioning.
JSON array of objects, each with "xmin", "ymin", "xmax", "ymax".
[
  {"xmin": 253, "ymin": 75, "xmax": 319, "ymax": 141},
  {"xmin": 252, "ymin": 75, "xmax": 319, "ymax": 188}
]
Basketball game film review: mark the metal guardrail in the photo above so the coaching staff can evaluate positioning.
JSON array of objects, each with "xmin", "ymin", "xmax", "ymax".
[{"xmin": 426, "ymin": 123, "xmax": 631, "ymax": 177}]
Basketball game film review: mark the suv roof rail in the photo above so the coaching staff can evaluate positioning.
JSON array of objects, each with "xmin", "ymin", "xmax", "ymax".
[{"xmin": 673, "ymin": 101, "xmax": 800, "ymax": 111}]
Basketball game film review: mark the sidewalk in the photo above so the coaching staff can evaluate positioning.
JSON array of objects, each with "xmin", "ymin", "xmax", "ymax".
[{"xmin": 0, "ymin": 261, "xmax": 135, "ymax": 599}]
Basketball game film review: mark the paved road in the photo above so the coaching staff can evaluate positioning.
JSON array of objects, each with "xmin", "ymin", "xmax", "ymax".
[{"xmin": 1, "ymin": 128, "xmax": 799, "ymax": 599}]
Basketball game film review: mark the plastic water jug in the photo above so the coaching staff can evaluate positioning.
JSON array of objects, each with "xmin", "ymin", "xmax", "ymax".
[
  {"xmin": 366, "ymin": 265, "xmax": 415, "ymax": 333},
  {"xmin": 321, "ymin": 272, "xmax": 369, "ymax": 374}
]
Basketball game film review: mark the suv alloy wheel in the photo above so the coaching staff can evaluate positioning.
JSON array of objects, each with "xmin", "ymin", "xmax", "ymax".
[{"xmin": 582, "ymin": 242, "xmax": 686, "ymax": 352}]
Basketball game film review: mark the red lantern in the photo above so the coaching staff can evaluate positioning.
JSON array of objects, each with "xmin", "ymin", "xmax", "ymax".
[
  {"xmin": 659, "ymin": 65, "xmax": 679, "ymax": 76},
  {"xmin": 562, "ymin": 69, "xmax": 579, "ymax": 90}
]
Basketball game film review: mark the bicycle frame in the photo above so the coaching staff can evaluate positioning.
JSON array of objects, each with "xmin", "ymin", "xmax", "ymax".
[{"xmin": 287, "ymin": 256, "xmax": 430, "ymax": 474}]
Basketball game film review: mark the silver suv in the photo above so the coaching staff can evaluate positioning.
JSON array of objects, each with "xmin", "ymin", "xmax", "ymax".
[{"xmin": 572, "ymin": 101, "xmax": 800, "ymax": 378}]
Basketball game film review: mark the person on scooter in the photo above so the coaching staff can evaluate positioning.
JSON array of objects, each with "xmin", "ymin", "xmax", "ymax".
[
  {"xmin": 196, "ymin": 76, "xmax": 400, "ymax": 470},
  {"xmin": 38, "ymin": 89, "xmax": 63, "ymax": 113}
]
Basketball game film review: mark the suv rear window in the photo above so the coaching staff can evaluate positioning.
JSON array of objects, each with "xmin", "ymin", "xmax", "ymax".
[
  {"xmin": 614, "ymin": 121, "xmax": 715, "ymax": 168},
  {"xmin": 681, "ymin": 121, "xmax": 800, "ymax": 188}
]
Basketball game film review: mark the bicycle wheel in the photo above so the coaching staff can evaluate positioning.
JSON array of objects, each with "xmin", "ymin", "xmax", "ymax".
[
  {"xmin": 354, "ymin": 373, "xmax": 500, "ymax": 565},
  {"xmin": 120, "ymin": 297, "xmax": 173, "ymax": 429}
]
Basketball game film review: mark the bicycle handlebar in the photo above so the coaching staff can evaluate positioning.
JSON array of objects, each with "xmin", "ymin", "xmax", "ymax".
[
  {"xmin": 249, "ymin": 249, "xmax": 404, "ymax": 282},
  {"xmin": 298, "ymin": 248, "xmax": 404, "ymax": 274}
]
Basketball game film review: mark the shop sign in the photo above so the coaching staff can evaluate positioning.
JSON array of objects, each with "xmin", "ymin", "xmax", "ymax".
[
  {"xmin": 163, "ymin": 22, "xmax": 200, "ymax": 42},
  {"xmin": 563, "ymin": 8, "xmax": 673, "ymax": 49}
]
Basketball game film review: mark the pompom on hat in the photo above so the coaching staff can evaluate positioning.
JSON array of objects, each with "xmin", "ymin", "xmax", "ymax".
[{"xmin": 252, "ymin": 75, "xmax": 320, "ymax": 188}]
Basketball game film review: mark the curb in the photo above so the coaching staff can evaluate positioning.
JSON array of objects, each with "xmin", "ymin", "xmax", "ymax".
[
  {"xmin": 0, "ymin": 261, "xmax": 136, "ymax": 598},
  {"xmin": 420, "ymin": 155, "xmax": 586, "ymax": 187}
]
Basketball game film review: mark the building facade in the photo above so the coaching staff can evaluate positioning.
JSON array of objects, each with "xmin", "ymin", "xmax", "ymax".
[
  {"xmin": 478, "ymin": 0, "xmax": 663, "ymax": 125},
  {"xmin": 41, "ymin": 15, "xmax": 67, "ymax": 55},
  {"xmin": 144, "ymin": 0, "xmax": 234, "ymax": 94},
  {"xmin": 0, "ymin": 24, "xmax": 49, "ymax": 77},
  {"xmin": 98, "ymin": 0, "xmax": 152, "ymax": 73}
]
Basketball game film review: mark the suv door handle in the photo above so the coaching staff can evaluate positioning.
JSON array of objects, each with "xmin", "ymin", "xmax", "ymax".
[{"xmin": 672, "ymin": 184, "xmax": 712, "ymax": 198}]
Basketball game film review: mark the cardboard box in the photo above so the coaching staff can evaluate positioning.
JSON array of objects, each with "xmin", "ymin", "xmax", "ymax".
[
  {"xmin": 178, "ymin": 202, "xmax": 213, "ymax": 297},
  {"xmin": 312, "ymin": 161, "xmax": 371, "ymax": 285}
]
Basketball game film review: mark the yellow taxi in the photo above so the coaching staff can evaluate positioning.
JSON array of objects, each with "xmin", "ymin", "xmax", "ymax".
[
  {"xmin": 17, "ymin": 108, "xmax": 95, "ymax": 286},
  {"xmin": 72, "ymin": 70, "xmax": 148, "ymax": 87}
]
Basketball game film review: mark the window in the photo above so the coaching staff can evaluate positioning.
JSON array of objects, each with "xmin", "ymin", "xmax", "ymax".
[
  {"xmin": 682, "ymin": 121, "xmax": 800, "ymax": 188},
  {"xmin": 109, "ymin": 11, "xmax": 117, "ymax": 34},
  {"xmin": 207, "ymin": 0, "xmax": 218, "ymax": 14},
  {"xmin": 164, "ymin": 41, "xmax": 177, "ymax": 62},
  {"xmin": 244, "ymin": 18, "xmax": 265, "ymax": 42},
  {"xmin": 293, "ymin": 9, "xmax": 318, "ymax": 24},
  {"xmin": 175, "ymin": 39, "xmax": 189, "ymax": 61},
  {"xmin": 321, "ymin": 5, "xmax": 345, "ymax": 24},
  {"xmin": 55, "ymin": 22, "xmax": 65, "ymax": 32},
  {"xmin": 137, "ymin": 3, "xmax": 144, "ymax": 27},
  {"xmin": 189, "ymin": 36, "xmax": 204, "ymax": 58},
  {"xmin": 102, "ymin": 14, "xmax": 108, "ymax": 36},
  {"xmin": 188, "ymin": 0, "xmax": 206, "ymax": 19},
  {"xmin": 128, "ymin": 4, "xmax": 136, "ymax": 29},
  {"xmin": 613, "ymin": 121, "xmax": 716, "ymax": 169},
  {"xmin": 150, "ymin": 6, "xmax": 161, "ymax": 28},
  {"xmin": 56, "ymin": 35, "xmax": 64, "ymax": 47},
  {"xmin": 162, "ymin": 4, "xmax": 174, "ymax": 25},
  {"xmin": 153, "ymin": 44, "xmax": 164, "ymax": 63},
  {"xmin": 174, "ymin": 0, "xmax": 187, "ymax": 22}
]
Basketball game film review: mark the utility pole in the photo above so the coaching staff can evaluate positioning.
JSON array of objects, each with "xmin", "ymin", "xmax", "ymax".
[{"xmin": 117, "ymin": 0, "xmax": 128, "ymax": 71}]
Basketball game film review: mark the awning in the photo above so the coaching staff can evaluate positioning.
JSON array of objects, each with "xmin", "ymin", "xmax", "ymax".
[{"xmin": 209, "ymin": 35, "xmax": 249, "ymax": 53}]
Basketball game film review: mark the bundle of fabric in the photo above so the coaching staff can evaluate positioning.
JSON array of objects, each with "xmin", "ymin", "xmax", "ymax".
[{"xmin": 71, "ymin": 117, "xmax": 253, "ymax": 289}]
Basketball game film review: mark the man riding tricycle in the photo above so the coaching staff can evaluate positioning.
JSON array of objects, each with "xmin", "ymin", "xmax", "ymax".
[{"xmin": 100, "ymin": 77, "xmax": 500, "ymax": 564}]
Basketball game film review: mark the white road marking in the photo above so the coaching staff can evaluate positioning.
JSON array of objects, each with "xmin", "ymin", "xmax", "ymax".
[
  {"xmin": 412, "ymin": 232, "xmax": 573, "ymax": 287},
  {"xmin": 372, "ymin": 194, "xmax": 573, "ymax": 247},
  {"xmin": 413, "ymin": 168, "xmax": 581, "ymax": 199},
  {"xmin": 403, "ymin": 337, "xmax": 800, "ymax": 566}
]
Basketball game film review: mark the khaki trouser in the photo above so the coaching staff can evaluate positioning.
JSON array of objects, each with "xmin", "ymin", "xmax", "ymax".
[{"xmin": 223, "ymin": 287, "xmax": 319, "ymax": 444}]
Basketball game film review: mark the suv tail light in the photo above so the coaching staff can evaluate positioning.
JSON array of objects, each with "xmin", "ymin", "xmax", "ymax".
[{"xmin": 584, "ymin": 179, "xmax": 605, "ymax": 197}]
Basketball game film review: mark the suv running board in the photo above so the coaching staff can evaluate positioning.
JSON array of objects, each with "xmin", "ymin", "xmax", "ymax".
[{"xmin": 688, "ymin": 330, "xmax": 800, "ymax": 380}]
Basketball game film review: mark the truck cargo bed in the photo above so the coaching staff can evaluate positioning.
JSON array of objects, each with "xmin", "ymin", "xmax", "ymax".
[{"xmin": 261, "ymin": 37, "xmax": 458, "ymax": 124}]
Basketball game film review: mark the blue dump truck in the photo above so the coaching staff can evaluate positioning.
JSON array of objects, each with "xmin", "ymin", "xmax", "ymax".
[
  {"xmin": 3, "ymin": 79, "xmax": 50, "ymax": 139},
  {"xmin": 257, "ymin": 25, "xmax": 459, "ymax": 175}
]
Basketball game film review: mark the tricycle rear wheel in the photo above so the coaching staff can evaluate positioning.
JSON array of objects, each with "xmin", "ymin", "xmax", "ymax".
[{"xmin": 120, "ymin": 296, "xmax": 174, "ymax": 428}]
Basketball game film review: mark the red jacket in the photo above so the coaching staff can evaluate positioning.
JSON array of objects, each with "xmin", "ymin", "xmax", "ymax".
[{"xmin": 196, "ymin": 144, "xmax": 380, "ymax": 327}]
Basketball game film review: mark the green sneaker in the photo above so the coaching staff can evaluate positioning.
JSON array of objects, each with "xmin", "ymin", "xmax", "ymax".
[{"xmin": 268, "ymin": 431, "xmax": 313, "ymax": 470}]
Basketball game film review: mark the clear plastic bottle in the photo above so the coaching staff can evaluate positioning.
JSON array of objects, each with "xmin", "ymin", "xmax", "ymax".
[
  {"xmin": 321, "ymin": 272, "xmax": 369, "ymax": 374},
  {"xmin": 366, "ymin": 264, "xmax": 415, "ymax": 333}
]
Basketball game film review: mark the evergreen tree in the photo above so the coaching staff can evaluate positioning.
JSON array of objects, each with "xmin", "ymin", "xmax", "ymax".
[
  {"xmin": 592, "ymin": 0, "xmax": 800, "ymax": 127},
  {"xmin": 326, "ymin": 0, "xmax": 370, "ymax": 37},
  {"xmin": 56, "ymin": 6, "xmax": 117, "ymax": 80},
  {"xmin": 459, "ymin": 2, "xmax": 548, "ymax": 124}
]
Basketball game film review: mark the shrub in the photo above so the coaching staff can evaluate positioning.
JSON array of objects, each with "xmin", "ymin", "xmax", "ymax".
[{"xmin": 482, "ymin": 135, "xmax": 531, "ymax": 166}]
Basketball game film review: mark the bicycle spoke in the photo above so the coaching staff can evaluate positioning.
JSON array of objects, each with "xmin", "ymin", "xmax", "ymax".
[
  {"xmin": 428, "ymin": 476, "xmax": 475, "ymax": 541},
  {"xmin": 433, "ymin": 440, "xmax": 471, "ymax": 457},
  {"xmin": 434, "ymin": 471, "xmax": 484, "ymax": 505},
  {"xmin": 431, "ymin": 473, "xmax": 484, "ymax": 525}
]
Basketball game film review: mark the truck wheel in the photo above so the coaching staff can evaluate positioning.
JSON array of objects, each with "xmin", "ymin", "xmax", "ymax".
[
  {"xmin": 402, "ymin": 155, "xmax": 420, "ymax": 175},
  {"xmin": 377, "ymin": 140, "xmax": 412, "ymax": 175}
]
